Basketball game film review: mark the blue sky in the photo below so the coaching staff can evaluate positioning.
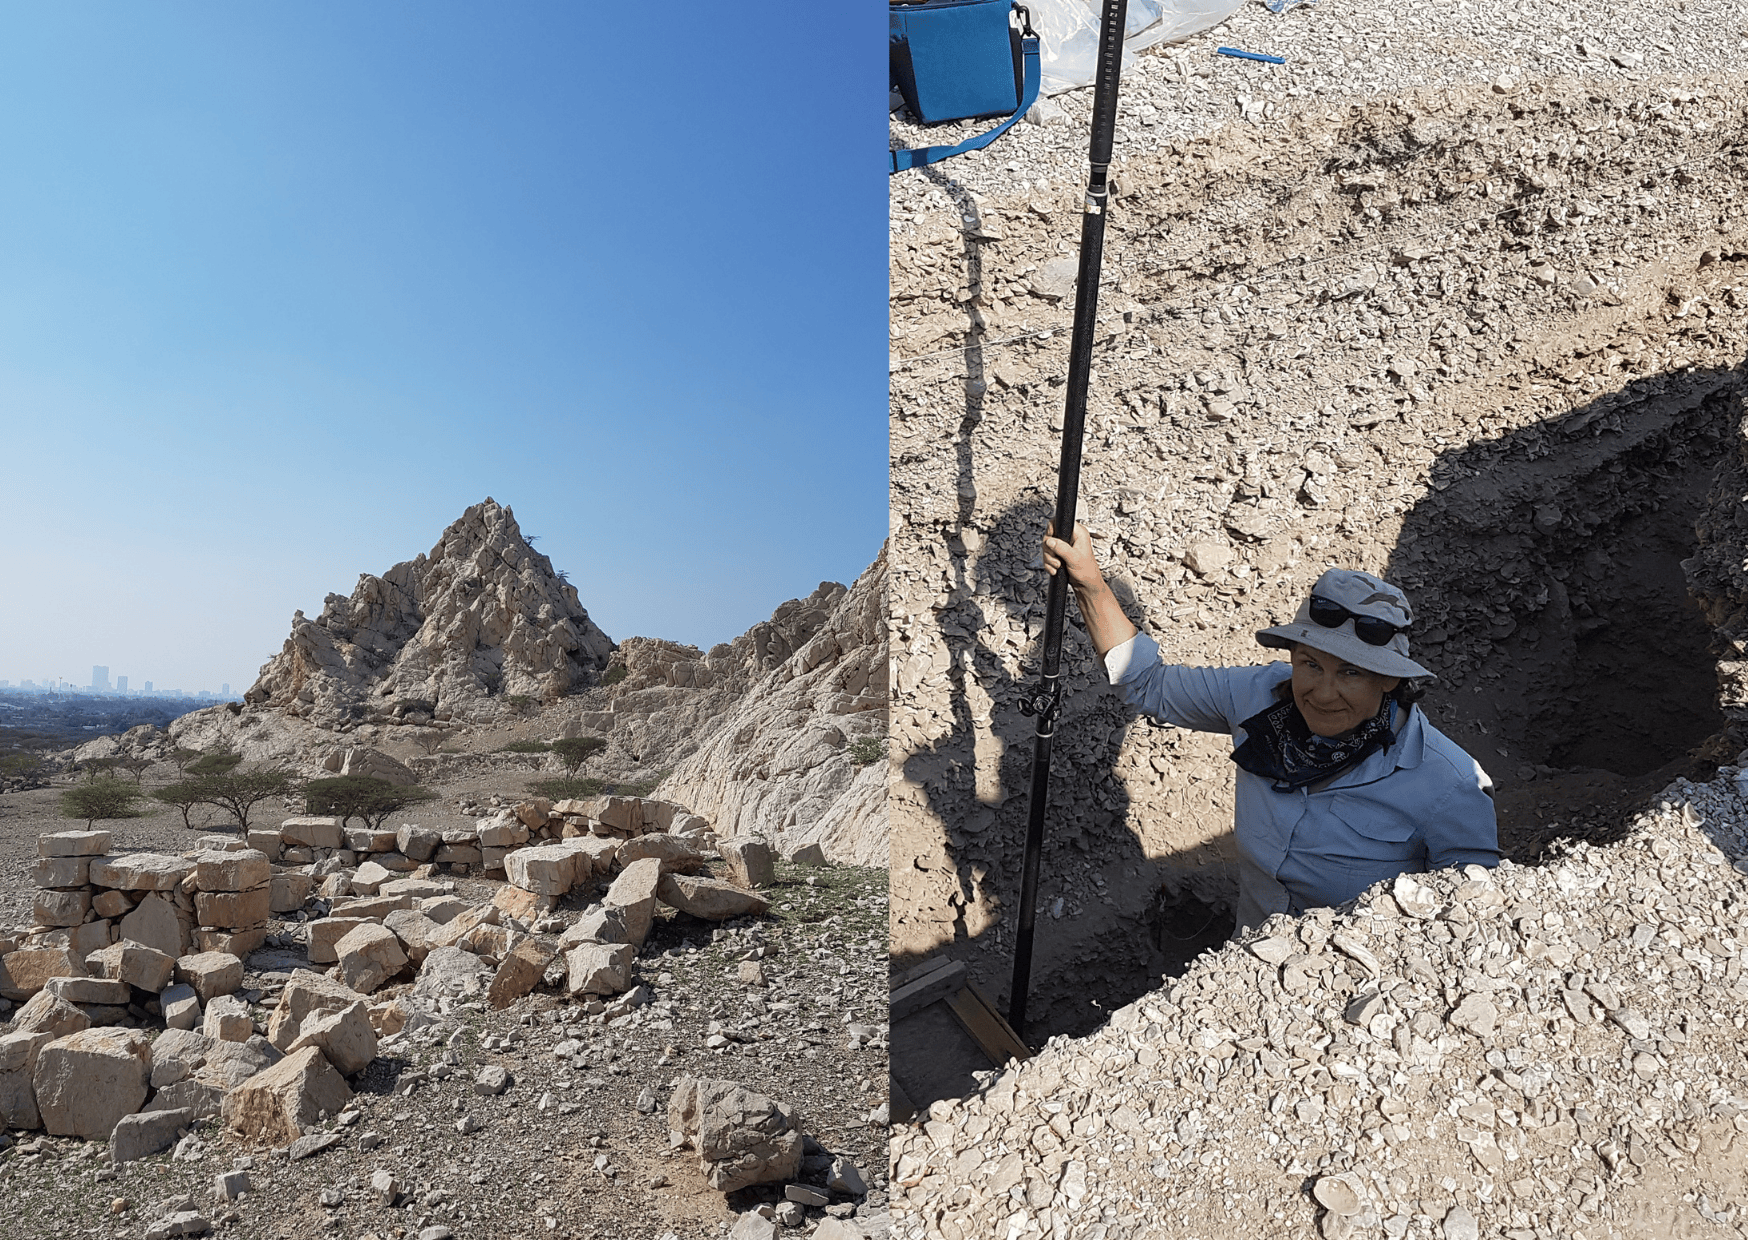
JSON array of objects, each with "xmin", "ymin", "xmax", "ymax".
[{"xmin": 0, "ymin": 4, "xmax": 885, "ymax": 695}]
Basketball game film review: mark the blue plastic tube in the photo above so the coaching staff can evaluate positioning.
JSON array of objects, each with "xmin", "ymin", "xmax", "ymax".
[{"xmin": 1216, "ymin": 46, "xmax": 1286, "ymax": 64}]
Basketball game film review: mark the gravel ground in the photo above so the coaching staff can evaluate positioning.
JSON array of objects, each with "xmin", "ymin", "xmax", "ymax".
[
  {"xmin": 0, "ymin": 764, "xmax": 890, "ymax": 1240},
  {"xmin": 891, "ymin": 0, "xmax": 1747, "ymax": 220},
  {"xmin": 892, "ymin": 767, "xmax": 1748, "ymax": 1240}
]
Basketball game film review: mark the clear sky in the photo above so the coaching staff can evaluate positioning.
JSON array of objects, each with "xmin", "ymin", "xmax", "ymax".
[{"xmin": 0, "ymin": 4, "xmax": 885, "ymax": 695}]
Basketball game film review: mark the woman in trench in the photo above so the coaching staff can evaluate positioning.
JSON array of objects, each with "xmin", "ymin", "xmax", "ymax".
[{"xmin": 1043, "ymin": 522, "xmax": 1499, "ymax": 933}]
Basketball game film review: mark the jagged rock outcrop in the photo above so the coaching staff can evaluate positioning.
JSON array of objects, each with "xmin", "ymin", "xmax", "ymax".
[
  {"xmin": 658, "ymin": 547, "xmax": 888, "ymax": 866},
  {"xmin": 244, "ymin": 499, "xmax": 612, "ymax": 726},
  {"xmin": 575, "ymin": 580, "xmax": 865, "ymax": 771}
]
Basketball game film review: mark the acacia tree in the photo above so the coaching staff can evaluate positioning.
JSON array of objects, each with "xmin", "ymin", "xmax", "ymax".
[
  {"xmin": 61, "ymin": 779, "xmax": 145, "ymax": 827},
  {"xmin": 168, "ymin": 747, "xmax": 202, "ymax": 774},
  {"xmin": 117, "ymin": 756, "xmax": 155, "ymax": 785},
  {"xmin": 304, "ymin": 775, "xmax": 436, "ymax": 829},
  {"xmin": 81, "ymin": 756, "xmax": 122, "ymax": 783},
  {"xmin": 198, "ymin": 769, "xmax": 296, "ymax": 830},
  {"xmin": 552, "ymin": 736, "xmax": 607, "ymax": 778},
  {"xmin": 151, "ymin": 780, "xmax": 209, "ymax": 829}
]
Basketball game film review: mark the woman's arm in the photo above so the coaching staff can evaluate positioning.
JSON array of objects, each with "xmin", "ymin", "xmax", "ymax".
[{"xmin": 1041, "ymin": 521, "xmax": 1138, "ymax": 659}]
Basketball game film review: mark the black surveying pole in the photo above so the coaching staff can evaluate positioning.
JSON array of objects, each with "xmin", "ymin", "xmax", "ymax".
[{"xmin": 1009, "ymin": 0, "xmax": 1130, "ymax": 1036}]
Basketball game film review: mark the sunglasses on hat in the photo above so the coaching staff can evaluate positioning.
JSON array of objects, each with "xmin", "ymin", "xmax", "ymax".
[{"xmin": 1308, "ymin": 595, "xmax": 1410, "ymax": 647}]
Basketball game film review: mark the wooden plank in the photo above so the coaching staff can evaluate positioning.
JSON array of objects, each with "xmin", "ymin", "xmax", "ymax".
[
  {"xmin": 944, "ymin": 981, "xmax": 1031, "ymax": 1066},
  {"xmin": 889, "ymin": 960, "xmax": 969, "ymax": 1021},
  {"xmin": 892, "ymin": 954, "xmax": 958, "ymax": 990}
]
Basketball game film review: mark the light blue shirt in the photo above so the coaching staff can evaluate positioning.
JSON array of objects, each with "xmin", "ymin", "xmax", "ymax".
[{"xmin": 1107, "ymin": 632, "xmax": 1499, "ymax": 925}]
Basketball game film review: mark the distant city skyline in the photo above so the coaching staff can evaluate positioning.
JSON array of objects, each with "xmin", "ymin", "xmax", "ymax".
[
  {"xmin": 0, "ymin": 677, "xmax": 232, "ymax": 700},
  {"xmin": 0, "ymin": 668, "xmax": 236, "ymax": 698}
]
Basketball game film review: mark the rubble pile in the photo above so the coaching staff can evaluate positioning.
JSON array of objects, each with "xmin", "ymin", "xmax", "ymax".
[
  {"xmin": 0, "ymin": 794, "xmax": 791, "ymax": 1148},
  {"xmin": 892, "ymin": 776, "xmax": 1748, "ymax": 1240}
]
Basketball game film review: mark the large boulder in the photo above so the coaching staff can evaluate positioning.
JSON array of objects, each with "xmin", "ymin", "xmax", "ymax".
[
  {"xmin": 716, "ymin": 837, "xmax": 776, "ymax": 889},
  {"xmin": 413, "ymin": 946, "xmax": 490, "ymax": 1000},
  {"xmin": 285, "ymin": 1001, "xmax": 377, "ymax": 1076},
  {"xmin": 334, "ymin": 923, "xmax": 408, "ymax": 993},
  {"xmin": 111, "ymin": 1108, "xmax": 193, "ymax": 1163},
  {"xmin": 118, "ymin": 893, "xmax": 188, "ymax": 959},
  {"xmin": 658, "ymin": 873, "xmax": 772, "ymax": 921},
  {"xmin": 90, "ymin": 853, "xmax": 196, "ymax": 891},
  {"xmin": 604, "ymin": 857, "xmax": 663, "ymax": 949},
  {"xmin": 193, "ymin": 887, "xmax": 272, "ymax": 929},
  {"xmin": 193, "ymin": 849, "xmax": 272, "ymax": 892},
  {"xmin": 267, "ymin": 974, "xmax": 369, "ymax": 1052},
  {"xmin": 667, "ymin": 1076, "xmax": 805, "ymax": 1193},
  {"xmin": 222, "ymin": 1045, "xmax": 352, "ymax": 1147},
  {"xmin": 382, "ymin": 909, "xmax": 441, "ymax": 964},
  {"xmin": 504, "ymin": 844, "xmax": 584, "ymax": 897},
  {"xmin": 487, "ymin": 939, "xmax": 555, "ymax": 1010},
  {"xmin": 614, "ymin": 834, "xmax": 706, "ymax": 874},
  {"xmin": 87, "ymin": 941, "xmax": 176, "ymax": 993},
  {"xmin": 32, "ymin": 1028, "xmax": 152, "ymax": 1138},
  {"xmin": 563, "ymin": 943, "xmax": 634, "ymax": 996},
  {"xmin": 13, "ymin": 990, "xmax": 93, "ymax": 1038},
  {"xmin": 0, "ymin": 1031, "xmax": 53, "ymax": 1129},
  {"xmin": 280, "ymin": 816, "xmax": 345, "ymax": 849},
  {"xmin": 0, "ymin": 947, "xmax": 86, "ymax": 1002},
  {"xmin": 175, "ymin": 952, "xmax": 245, "ymax": 1004},
  {"xmin": 38, "ymin": 830, "xmax": 112, "ymax": 857}
]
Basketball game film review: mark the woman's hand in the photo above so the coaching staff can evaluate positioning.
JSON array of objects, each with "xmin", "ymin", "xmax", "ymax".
[
  {"xmin": 1042, "ymin": 521, "xmax": 1105, "ymax": 594},
  {"xmin": 1040, "ymin": 520, "xmax": 1137, "ymax": 658}
]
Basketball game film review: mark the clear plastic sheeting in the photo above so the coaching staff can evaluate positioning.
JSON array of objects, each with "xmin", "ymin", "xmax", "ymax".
[{"xmin": 1029, "ymin": 0, "xmax": 1246, "ymax": 95}]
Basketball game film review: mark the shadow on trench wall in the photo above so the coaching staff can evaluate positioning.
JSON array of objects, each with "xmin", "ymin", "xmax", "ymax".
[
  {"xmin": 894, "ymin": 355, "xmax": 1745, "ymax": 1094},
  {"xmin": 1383, "ymin": 357, "xmax": 1745, "ymax": 863}
]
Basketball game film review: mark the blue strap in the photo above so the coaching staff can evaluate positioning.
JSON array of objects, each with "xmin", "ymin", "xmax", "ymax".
[{"xmin": 890, "ymin": 34, "xmax": 1040, "ymax": 175}]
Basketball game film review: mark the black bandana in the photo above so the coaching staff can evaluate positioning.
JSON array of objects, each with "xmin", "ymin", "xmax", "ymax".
[{"xmin": 1231, "ymin": 694, "xmax": 1397, "ymax": 792}]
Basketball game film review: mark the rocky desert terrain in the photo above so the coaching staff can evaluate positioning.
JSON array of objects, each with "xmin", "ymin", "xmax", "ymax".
[
  {"xmin": 889, "ymin": 0, "xmax": 1748, "ymax": 1235},
  {"xmin": 0, "ymin": 499, "xmax": 890, "ymax": 1240}
]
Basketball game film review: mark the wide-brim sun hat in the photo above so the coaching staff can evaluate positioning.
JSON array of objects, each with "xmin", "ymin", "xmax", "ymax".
[{"xmin": 1257, "ymin": 568, "xmax": 1433, "ymax": 680}]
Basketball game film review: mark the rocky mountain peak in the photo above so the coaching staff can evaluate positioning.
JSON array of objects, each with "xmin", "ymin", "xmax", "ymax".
[{"xmin": 245, "ymin": 498, "xmax": 614, "ymax": 726}]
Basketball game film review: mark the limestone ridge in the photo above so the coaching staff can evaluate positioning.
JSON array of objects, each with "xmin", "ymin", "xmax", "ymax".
[
  {"xmin": 589, "ymin": 579, "xmax": 857, "ymax": 764},
  {"xmin": 245, "ymin": 499, "xmax": 613, "ymax": 725},
  {"xmin": 657, "ymin": 546, "xmax": 889, "ymax": 868}
]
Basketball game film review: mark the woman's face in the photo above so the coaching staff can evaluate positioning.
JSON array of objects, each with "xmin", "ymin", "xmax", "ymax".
[{"xmin": 1291, "ymin": 645, "xmax": 1402, "ymax": 738}]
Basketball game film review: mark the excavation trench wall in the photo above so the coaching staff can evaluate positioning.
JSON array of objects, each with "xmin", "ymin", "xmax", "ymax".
[{"xmin": 889, "ymin": 74, "xmax": 1748, "ymax": 1047}]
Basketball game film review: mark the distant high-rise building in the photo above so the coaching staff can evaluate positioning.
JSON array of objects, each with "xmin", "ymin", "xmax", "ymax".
[
  {"xmin": 144, "ymin": 681, "xmax": 153, "ymax": 693},
  {"xmin": 221, "ymin": 683, "xmax": 231, "ymax": 697},
  {"xmin": 91, "ymin": 665, "xmax": 110, "ymax": 692},
  {"xmin": 117, "ymin": 675, "xmax": 128, "ymax": 693}
]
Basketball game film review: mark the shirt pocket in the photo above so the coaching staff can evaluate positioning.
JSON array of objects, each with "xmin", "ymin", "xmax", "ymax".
[{"xmin": 1326, "ymin": 794, "xmax": 1420, "ymax": 865}]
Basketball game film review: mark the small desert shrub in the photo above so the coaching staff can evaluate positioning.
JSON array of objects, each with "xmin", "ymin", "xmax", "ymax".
[
  {"xmin": 613, "ymin": 774, "xmax": 665, "ymax": 798},
  {"xmin": 62, "ymin": 779, "xmax": 146, "ymax": 826},
  {"xmin": 527, "ymin": 777, "xmax": 606, "ymax": 800},
  {"xmin": 187, "ymin": 750, "xmax": 243, "ymax": 778},
  {"xmin": 500, "ymin": 740, "xmax": 551, "ymax": 754},
  {"xmin": 600, "ymin": 664, "xmax": 628, "ymax": 687},
  {"xmin": 847, "ymin": 736, "xmax": 887, "ymax": 767}
]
